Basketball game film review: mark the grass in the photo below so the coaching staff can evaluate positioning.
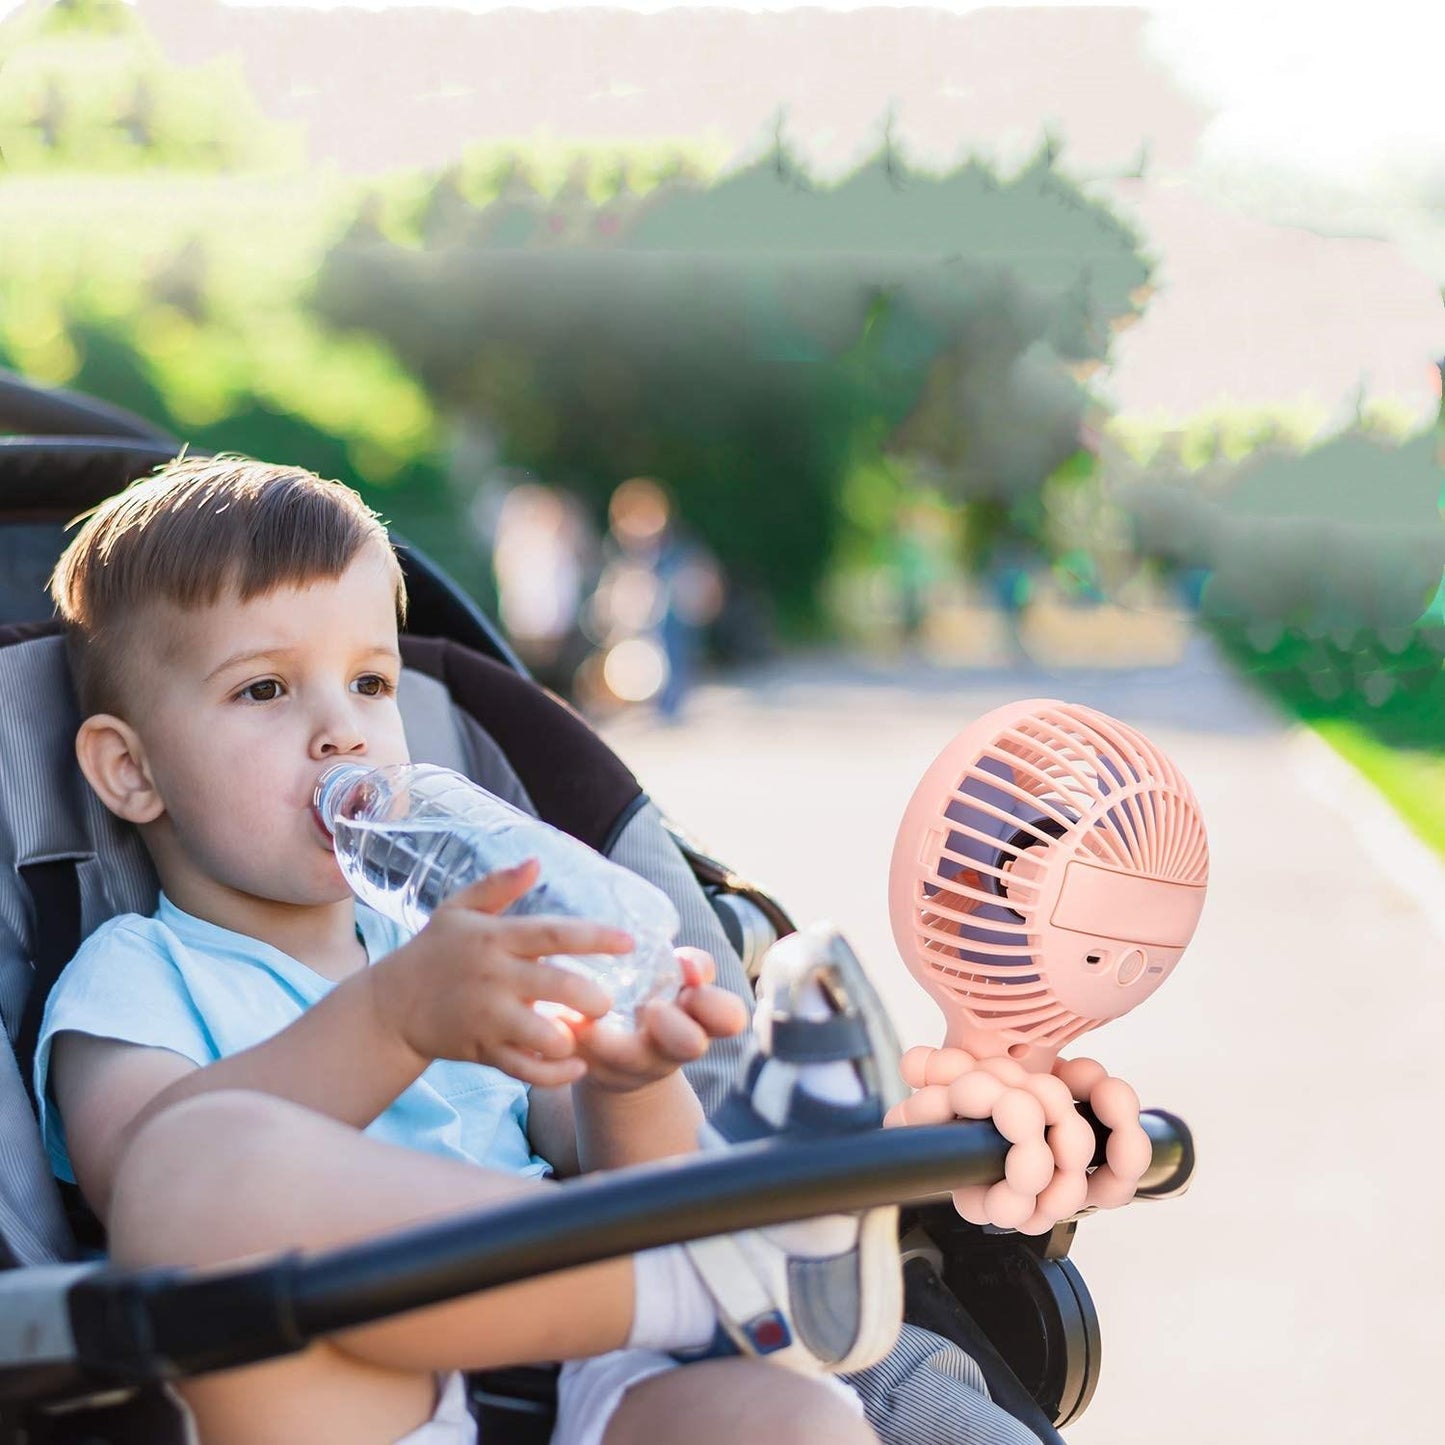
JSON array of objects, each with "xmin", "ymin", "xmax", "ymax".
[
  {"xmin": 1311, "ymin": 718, "xmax": 1445, "ymax": 859},
  {"xmin": 1209, "ymin": 615, "xmax": 1445, "ymax": 860}
]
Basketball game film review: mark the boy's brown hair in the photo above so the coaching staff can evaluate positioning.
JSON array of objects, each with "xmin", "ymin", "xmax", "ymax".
[{"xmin": 49, "ymin": 453, "xmax": 407, "ymax": 718}]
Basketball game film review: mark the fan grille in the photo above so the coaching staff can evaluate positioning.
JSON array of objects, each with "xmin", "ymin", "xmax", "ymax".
[{"xmin": 911, "ymin": 702, "xmax": 1207, "ymax": 1049}]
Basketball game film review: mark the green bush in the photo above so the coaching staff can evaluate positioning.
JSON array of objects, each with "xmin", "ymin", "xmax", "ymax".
[{"xmin": 313, "ymin": 144, "xmax": 1149, "ymax": 630}]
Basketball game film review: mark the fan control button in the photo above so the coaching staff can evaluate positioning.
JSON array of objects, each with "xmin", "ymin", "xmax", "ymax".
[{"xmin": 1115, "ymin": 948, "xmax": 1147, "ymax": 985}]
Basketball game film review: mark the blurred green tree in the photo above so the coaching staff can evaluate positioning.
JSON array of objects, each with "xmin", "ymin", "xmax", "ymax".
[{"xmin": 313, "ymin": 139, "xmax": 1149, "ymax": 630}]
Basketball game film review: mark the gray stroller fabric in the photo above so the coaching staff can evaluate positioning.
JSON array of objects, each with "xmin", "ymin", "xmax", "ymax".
[
  {"xmin": 0, "ymin": 635, "xmax": 142, "ymax": 1265},
  {"xmin": 0, "ymin": 1034, "xmax": 70, "ymax": 1265},
  {"xmin": 0, "ymin": 638, "xmax": 159, "ymax": 1049},
  {"xmin": 848, "ymin": 1323, "xmax": 1041, "ymax": 1445},
  {"xmin": 606, "ymin": 800, "xmax": 752, "ymax": 1113}
]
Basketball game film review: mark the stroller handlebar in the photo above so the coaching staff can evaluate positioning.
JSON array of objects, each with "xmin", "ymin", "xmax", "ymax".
[
  {"xmin": 61, "ymin": 1107, "xmax": 1193, "ymax": 1389},
  {"xmin": 1132, "ymin": 1106, "xmax": 1195, "ymax": 1200}
]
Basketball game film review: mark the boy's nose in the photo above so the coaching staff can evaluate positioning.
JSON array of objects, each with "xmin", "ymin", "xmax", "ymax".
[
  {"xmin": 311, "ymin": 711, "xmax": 367, "ymax": 759},
  {"xmin": 316, "ymin": 735, "xmax": 366, "ymax": 757}
]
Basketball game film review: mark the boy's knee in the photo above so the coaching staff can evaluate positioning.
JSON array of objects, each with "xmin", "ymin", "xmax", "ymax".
[
  {"xmin": 109, "ymin": 1091, "xmax": 313, "ymax": 1268},
  {"xmin": 610, "ymin": 1361, "xmax": 876, "ymax": 1445},
  {"xmin": 734, "ymin": 1369, "xmax": 877, "ymax": 1444},
  {"xmin": 774, "ymin": 1378, "xmax": 877, "ymax": 1445}
]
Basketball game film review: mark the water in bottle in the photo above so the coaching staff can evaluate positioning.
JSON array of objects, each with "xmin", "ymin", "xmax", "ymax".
[{"xmin": 314, "ymin": 762, "xmax": 683, "ymax": 1027}]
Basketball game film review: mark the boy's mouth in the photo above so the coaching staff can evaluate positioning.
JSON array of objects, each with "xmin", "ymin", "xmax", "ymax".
[{"xmin": 310, "ymin": 806, "xmax": 337, "ymax": 850}]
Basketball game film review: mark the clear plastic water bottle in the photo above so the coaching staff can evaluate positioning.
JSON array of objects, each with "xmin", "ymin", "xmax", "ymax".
[{"xmin": 314, "ymin": 762, "xmax": 683, "ymax": 1027}]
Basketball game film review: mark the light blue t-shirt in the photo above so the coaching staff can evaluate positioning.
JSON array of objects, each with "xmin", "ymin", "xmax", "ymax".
[{"xmin": 33, "ymin": 894, "xmax": 551, "ymax": 1186}]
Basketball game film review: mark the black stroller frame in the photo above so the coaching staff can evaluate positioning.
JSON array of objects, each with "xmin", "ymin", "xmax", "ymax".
[{"xmin": 0, "ymin": 370, "xmax": 1194, "ymax": 1445}]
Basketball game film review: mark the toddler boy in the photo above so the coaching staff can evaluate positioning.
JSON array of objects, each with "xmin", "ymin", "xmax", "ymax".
[{"xmin": 35, "ymin": 456, "xmax": 906, "ymax": 1445}]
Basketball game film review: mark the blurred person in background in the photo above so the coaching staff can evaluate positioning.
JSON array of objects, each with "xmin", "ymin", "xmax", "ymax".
[
  {"xmin": 586, "ymin": 477, "xmax": 724, "ymax": 722},
  {"xmin": 491, "ymin": 482, "xmax": 597, "ymax": 690},
  {"xmin": 891, "ymin": 498, "xmax": 949, "ymax": 653},
  {"xmin": 986, "ymin": 536, "xmax": 1036, "ymax": 664}
]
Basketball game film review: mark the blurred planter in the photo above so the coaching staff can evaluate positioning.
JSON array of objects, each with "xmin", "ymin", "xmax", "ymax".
[{"xmin": 1018, "ymin": 575, "xmax": 1191, "ymax": 668}]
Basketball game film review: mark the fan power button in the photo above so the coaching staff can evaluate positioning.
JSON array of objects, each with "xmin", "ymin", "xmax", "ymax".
[{"xmin": 1115, "ymin": 948, "xmax": 1147, "ymax": 985}]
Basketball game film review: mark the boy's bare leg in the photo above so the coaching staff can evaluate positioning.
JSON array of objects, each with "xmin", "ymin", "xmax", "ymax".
[
  {"xmin": 107, "ymin": 927, "xmax": 907, "ymax": 1445},
  {"xmin": 111, "ymin": 1091, "xmax": 877, "ymax": 1445},
  {"xmin": 603, "ymin": 1359, "xmax": 877, "ymax": 1445},
  {"xmin": 108, "ymin": 1091, "xmax": 642, "ymax": 1445}
]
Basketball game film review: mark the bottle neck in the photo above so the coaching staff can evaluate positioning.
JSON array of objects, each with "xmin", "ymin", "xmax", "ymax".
[{"xmin": 313, "ymin": 762, "xmax": 376, "ymax": 835}]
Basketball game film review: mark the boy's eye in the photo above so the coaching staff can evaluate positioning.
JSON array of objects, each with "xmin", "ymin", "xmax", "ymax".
[
  {"xmin": 238, "ymin": 679, "xmax": 282, "ymax": 703},
  {"xmin": 353, "ymin": 674, "xmax": 394, "ymax": 698}
]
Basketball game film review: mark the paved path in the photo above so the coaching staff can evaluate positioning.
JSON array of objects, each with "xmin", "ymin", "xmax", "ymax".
[{"xmin": 599, "ymin": 632, "xmax": 1444, "ymax": 1445}]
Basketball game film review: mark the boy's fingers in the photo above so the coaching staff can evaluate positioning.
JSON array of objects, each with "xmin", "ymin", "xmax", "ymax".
[
  {"xmin": 444, "ymin": 859, "xmax": 540, "ymax": 916},
  {"xmin": 504, "ymin": 918, "xmax": 634, "ymax": 962},
  {"xmin": 516, "ymin": 959, "xmax": 614, "ymax": 1020},
  {"xmin": 505, "ymin": 1007, "xmax": 581, "ymax": 1061},
  {"xmin": 674, "ymin": 947, "xmax": 715, "ymax": 989},
  {"xmin": 494, "ymin": 1047, "xmax": 587, "ymax": 1090},
  {"xmin": 638, "ymin": 1002, "xmax": 708, "ymax": 1061},
  {"xmin": 680, "ymin": 985, "xmax": 747, "ymax": 1038}
]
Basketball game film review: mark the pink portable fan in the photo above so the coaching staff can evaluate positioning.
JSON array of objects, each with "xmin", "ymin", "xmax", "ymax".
[{"xmin": 889, "ymin": 699, "xmax": 1208, "ymax": 1074}]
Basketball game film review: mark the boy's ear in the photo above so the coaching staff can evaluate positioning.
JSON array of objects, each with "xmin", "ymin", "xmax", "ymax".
[{"xmin": 75, "ymin": 715, "xmax": 164, "ymax": 825}]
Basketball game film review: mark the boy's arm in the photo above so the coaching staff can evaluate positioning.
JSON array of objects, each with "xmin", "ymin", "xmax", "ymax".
[
  {"xmin": 525, "ymin": 950, "xmax": 744, "ymax": 1176},
  {"xmin": 53, "ymin": 965, "xmax": 430, "ymax": 1222},
  {"xmin": 55, "ymin": 873, "xmax": 627, "ymax": 1222},
  {"xmin": 570, "ymin": 1073, "xmax": 704, "ymax": 1172},
  {"xmin": 526, "ymin": 1072, "xmax": 703, "ymax": 1176},
  {"xmin": 562, "ymin": 949, "xmax": 746, "ymax": 1173}
]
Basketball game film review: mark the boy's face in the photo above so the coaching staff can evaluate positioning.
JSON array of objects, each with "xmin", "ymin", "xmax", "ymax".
[{"xmin": 98, "ymin": 545, "xmax": 410, "ymax": 912}]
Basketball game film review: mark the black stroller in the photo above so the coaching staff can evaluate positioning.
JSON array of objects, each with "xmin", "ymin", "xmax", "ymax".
[{"xmin": 0, "ymin": 369, "xmax": 1194, "ymax": 1445}]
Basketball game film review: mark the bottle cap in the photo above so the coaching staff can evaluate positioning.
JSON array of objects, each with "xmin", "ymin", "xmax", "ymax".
[{"xmin": 312, "ymin": 762, "xmax": 375, "ymax": 836}]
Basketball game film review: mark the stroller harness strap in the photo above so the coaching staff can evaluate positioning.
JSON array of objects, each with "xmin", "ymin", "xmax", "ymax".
[{"xmin": 17, "ymin": 859, "xmax": 81, "ymax": 1109}]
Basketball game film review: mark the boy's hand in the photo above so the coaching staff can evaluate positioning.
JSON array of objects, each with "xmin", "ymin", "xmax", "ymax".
[
  {"xmin": 370, "ymin": 858, "xmax": 631, "ymax": 1088},
  {"xmin": 568, "ymin": 948, "xmax": 748, "ymax": 1094}
]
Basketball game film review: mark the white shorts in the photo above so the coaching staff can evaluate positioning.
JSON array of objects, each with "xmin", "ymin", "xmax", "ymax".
[
  {"xmin": 395, "ymin": 1350, "xmax": 865, "ymax": 1445},
  {"xmin": 394, "ymin": 1370, "xmax": 475, "ymax": 1443}
]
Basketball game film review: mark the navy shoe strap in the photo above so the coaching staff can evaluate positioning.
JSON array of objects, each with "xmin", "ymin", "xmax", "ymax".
[
  {"xmin": 770, "ymin": 1013, "xmax": 873, "ymax": 1064},
  {"xmin": 710, "ymin": 1078, "xmax": 885, "ymax": 1146}
]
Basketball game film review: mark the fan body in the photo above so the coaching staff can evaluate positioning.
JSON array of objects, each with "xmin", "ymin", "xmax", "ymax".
[{"xmin": 889, "ymin": 699, "xmax": 1208, "ymax": 1072}]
